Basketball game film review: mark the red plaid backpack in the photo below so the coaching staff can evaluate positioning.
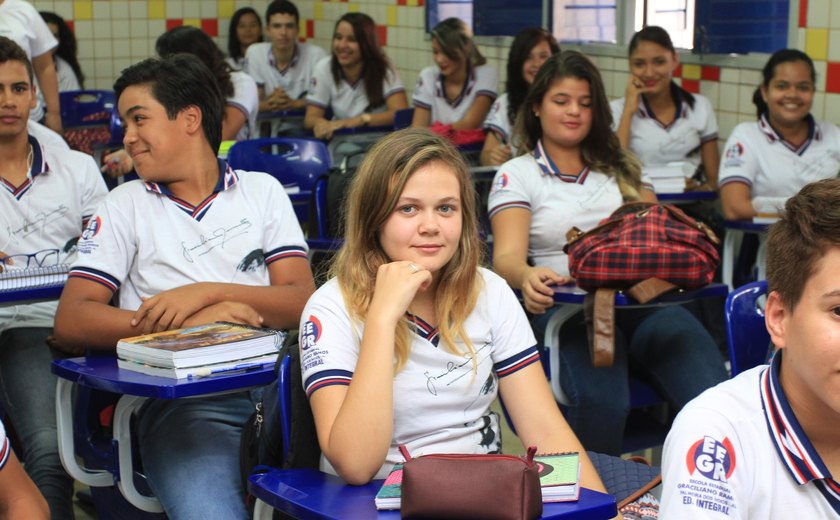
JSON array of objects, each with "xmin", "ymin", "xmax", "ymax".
[{"xmin": 563, "ymin": 202, "xmax": 720, "ymax": 366}]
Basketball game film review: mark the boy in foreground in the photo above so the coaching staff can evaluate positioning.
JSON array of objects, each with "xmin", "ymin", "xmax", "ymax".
[
  {"xmin": 54, "ymin": 54, "xmax": 315, "ymax": 519},
  {"xmin": 661, "ymin": 177, "xmax": 840, "ymax": 518}
]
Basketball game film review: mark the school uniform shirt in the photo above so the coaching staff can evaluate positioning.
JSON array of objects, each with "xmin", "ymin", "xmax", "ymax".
[
  {"xmin": 229, "ymin": 71, "xmax": 260, "ymax": 141},
  {"xmin": 609, "ymin": 92, "xmax": 718, "ymax": 171},
  {"xmin": 0, "ymin": 135, "xmax": 107, "ymax": 331},
  {"xmin": 55, "ymin": 56, "xmax": 81, "ymax": 92},
  {"xmin": 300, "ymin": 268, "xmax": 541, "ymax": 479},
  {"xmin": 306, "ymin": 57, "xmax": 405, "ymax": 120},
  {"xmin": 484, "ymin": 93, "xmax": 511, "ymax": 143},
  {"xmin": 718, "ymin": 114, "xmax": 840, "ymax": 198},
  {"xmin": 661, "ymin": 352, "xmax": 840, "ymax": 518},
  {"xmin": 27, "ymin": 120, "xmax": 70, "ymax": 151},
  {"xmin": 0, "ymin": 0, "xmax": 58, "ymax": 122},
  {"xmin": 487, "ymin": 140, "xmax": 653, "ymax": 277},
  {"xmin": 70, "ymin": 163, "xmax": 307, "ymax": 311},
  {"xmin": 0, "ymin": 420, "xmax": 9, "ymax": 471},
  {"xmin": 412, "ymin": 64, "xmax": 498, "ymax": 125}
]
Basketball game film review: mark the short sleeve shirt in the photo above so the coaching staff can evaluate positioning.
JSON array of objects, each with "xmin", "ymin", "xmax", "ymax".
[
  {"xmin": 245, "ymin": 42, "xmax": 326, "ymax": 102},
  {"xmin": 661, "ymin": 353, "xmax": 840, "ymax": 518},
  {"xmin": 0, "ymin": 420, "xmax": 9, "ymax": 471},
  {"xmin": 487, "ymin": 140, "xmax": 653, "ymax": 276},
  {"xmin": 718, "ymin": 114, "xmax": 840, "ymax": 198},
  {"xmin": 412, "ymin": 64, "xmax": 498, "ymax": 125},
  {"xmin": 70, "ymin": 164, "xmax": 307, "ymax": 310},
  {"xmin": 0, "ymin": 135, "xmax": 108, "ymax": 330},
  {"xmin": 229, "ymin": 71, "xmax": 260, "ymax": 141},
  {"xmin": 299, "ymin": 268, "xmax": 540, "ymax": 479},
  {"xmin": 306, "ymin": 57, "xmax": 405, "ymax": 120}
]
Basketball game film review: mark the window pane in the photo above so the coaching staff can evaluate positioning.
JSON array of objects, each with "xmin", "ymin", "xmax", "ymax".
[{"xmin": 553, "ymin": 0, "xmax": 617, "ymax": 43}]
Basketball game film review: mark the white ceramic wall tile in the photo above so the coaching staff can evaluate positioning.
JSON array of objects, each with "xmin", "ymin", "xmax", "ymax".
[
  {"xmin": 183, "ymin": 1, "xmax": 202, "ymax": 18},
  {"xmin": 812, "ymin": 92, "xmax": 826, "ymax": 119},
  {"xmin": 717, "ymin": 112, "xmax": 739, "ymax": 141},
  {"xmin": 716, "ymin": 83, "xmax": 739, "ymax": 112},
  {"xmin": 824, "ymin": 93, "xmax": 840, "ymax": 122},
  {"xmin": 113, "ymin": 39, "xmax": 132, "ymax": 59},
  {"xmin": 53, "ymin": 1, "xmax": 73, "ymax": 19},
  {"xmin": 112, "ymin": 20, "xmax": 131, "ymax": 39},
  {"xmin": 739, "ymin": 69, "xmax": 761, "ymax": 86},
  {"xmin": 167, "ymin": 2, "xmax": 183, "ymax": 19},
  {"xmin": 131, "ymin": 20, "xmax": 149, "ymax": 39},
  {"xmin": 147, "ymin": 19, "xmax": 166, "ymax": 39},
  {"xmin": 92, "ymin": 1, "xmax": 111, "ymax": 19},
  {"xmin": 807, "ymin": 0, "xmax": 831, "ymax": 29},
  {"xmin": 129, "ymin": 1, "xmax": 146, "ymax": 19},
  {"xmin": 737, "ymin": 84, "xmax": 756, "ymax": 114},
  {"xmin": 699, "ymin": 80, "xmax": 720, "ymax": 106},
  {"xmin": 201, "ymin": 1, "xmax": 217, "ymax": 18},
  {"xmin": 814, "ymin": 60, "xmax": 827, "ymax": 91},
  {"xmin": 719, "ymin": 67, "xmax": 739, "ymax": 84},
  {"xmin": 74, "ymin": 20, "xmax": 93, "ymax": 40},
  {"xmin": 797, "ymin": 27, "xmax": 807, "ymax": 49},
  {"xmin": 111, "ymin": 1, "xmax": 130, "ymax": 18},
  {"xmin": 828, "ymin": 29, "xmax": 840, "ymax": 61},
  {"xmin": 77, "ymin": 39, "xmax": 95, "ymax": 59},
  {"xmin": 93, "ymin": 59, "xmax": 114, "ymax": 78},
  {"xmin": 94, "ymin": 41, "xmax": 114, "ymax": 59},
  {"xmin": 832, "ymin": 1, "xmax": 840, "ymax": 29}
]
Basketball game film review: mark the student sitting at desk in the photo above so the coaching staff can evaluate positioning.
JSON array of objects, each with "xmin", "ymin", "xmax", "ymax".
[
  {"xmin": 245, "ymin": 0, "xmax": 325, "ymax": 136},
  {"xmin": 719, "ymin": 49, "xmax": 840, "ymax": 220},
  {"xmin": 0, "ymin": 37, "xmax": 107, "ymax": 519},
  {"xmin": 54, "ymin": 54, "xmax": 315, "ymax": 520},
  {"xmin": 304, "ymin": 12, "xmax": 407, "ymax": 140},
  {"xmin": 662, "ymin": 178, "xmax": 840, "ymax": 518},
  {"xmin": 489, "ymin": 51, "xmax": 727, "ymax": 455},
  {"xmin": 299, "ymin": 128, "xmax": 609, "ymax": 499},
  {"xmin": 480, "ymin": 27, "xmax": 559, "ymax": 167},
  {"xmin": 411, "ymin": 17, "xmax": 498, "ymax": 131},
  {"xmin": 227, "ymin": 7, "xmax": 262, "ymax": 70}
]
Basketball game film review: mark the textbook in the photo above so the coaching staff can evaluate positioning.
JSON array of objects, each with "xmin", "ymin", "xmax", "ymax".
[
  {"xmin": 117, "ymin": 352, "xmax": 278, "ymax": 379},
  {"xmin": 116, "ymin": 322, "xmax": 284, "ymax": 369},
  {"xmin": 374, "ymin": 452, "xmax": 581, "ymax": 510},
  {"xmin": 0, "ymin": 264, "xmax": 69, "ymax": 293}
]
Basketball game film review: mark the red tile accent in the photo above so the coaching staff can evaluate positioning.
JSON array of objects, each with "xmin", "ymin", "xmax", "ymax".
[
  {"xmin": 826, "ymin": 62, "xmax": 840, "ymax": 93},
  {"xmin": 681, "ymin": 79, "xmax": 700, "ymax": 93},
  {"xmin": 67, "ymin": 20, "xmax": 74, "ymax": 33},
  {"xmin": 201, "ymin": 19, "xmax": 218, "ymax": 37},
  {"xmin": 673, "ymin": 63, "xmax": 682, "ymax": 78},
  {"xmin": 417, "ymin": 0, "xmax": 424, "ymax": 5},
  {"xmin": 799, "ymin": 0, "xmax": 808, "ymax": 28},
  {"xmin": 307, "ymin": 19, "xmax": 314, "ymax": 39},
  {"xmin": 701, "ymin": 66, "xmax": 720, "ymax": 82},
  {"xmin": 397, "ymin": 0, "xmax": 407, "ymax": 5},
  {"xmin": 166, "ymin": 19, "xmax": 183, "ymax": 31},
  {"xmin": 376, "ymin": 25, "xmax": 387, "ymax": 47}
]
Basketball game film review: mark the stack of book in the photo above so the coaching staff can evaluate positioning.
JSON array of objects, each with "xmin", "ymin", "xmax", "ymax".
[
  {"xmin": 644, "ymin": 162, "xmax": 694, "ymax": 194},
  {"xmin": 116, "ymin": 322, "xmax": 284, "ymax": 379}
]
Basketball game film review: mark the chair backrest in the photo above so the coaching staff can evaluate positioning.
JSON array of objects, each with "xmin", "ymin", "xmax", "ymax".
[
  {"xmin": 725, "ymin": 280, "xmax": 771, "ymax": 377},
  {"xmin": 393, "ymin": 107, "xmax": 414, "ymax": 129},
  {"xmin": 227, "ymin": 137, "xmax": 331, "ymax": 189},
  {"xmin": 60, "ymin": 90, "xmax": 116, "ymax": 129}
]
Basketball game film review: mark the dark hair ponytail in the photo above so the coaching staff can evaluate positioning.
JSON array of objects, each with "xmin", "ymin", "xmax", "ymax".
[{"xmin": 752, "ymin": 48, "xmax": 816, "ymax": 119}]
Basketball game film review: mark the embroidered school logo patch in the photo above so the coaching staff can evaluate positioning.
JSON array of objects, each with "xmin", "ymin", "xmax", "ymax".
[
  {"xmin": 300, "ymin": 315, "xmax": 322, "ymax": 350},
  {"xmin": 723, "ymin": 142, "xmax": 744, "ymax": 168},
  {"xmin": 686, "ymin": 436, "xmax": 736, "ymax": 482},
  {"xmin": 492, "ymin": 173, "xmax": 509, "ymax": 192},
  {"xmin": 81, "ymin": 216, "xmax": 102, "ymax": 240}
]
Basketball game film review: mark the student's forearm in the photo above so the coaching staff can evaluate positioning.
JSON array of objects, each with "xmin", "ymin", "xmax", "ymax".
[
  {"xmin": 324, "ymin": 316, "xmax": 396, "ymax": 484},
  {"xmin": 54, "ymin": 300, "xmax": 139, "ymax": 351},
  {"xmin": 193, "ymin": 282, "xmax": 314, "ymax": 329},
  {"xmin": 304, "ymin": 112, "xmax": 325, "ymax": 129},
  {"xmin": 493, "ymin": 251, "xmax": 531, "ymax": 290},
  {"xmin": 615, "ymin": 111, "xmax": 634, "ymax": 150}
]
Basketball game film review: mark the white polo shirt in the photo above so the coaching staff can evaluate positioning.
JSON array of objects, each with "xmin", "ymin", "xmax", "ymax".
[
  {"xmin": 0, "ymin": 135, "xmax": 108, "ymax": 330},
  {"xmin": 300, "ymin": 268, "xmax": 540, "ymax": 479},
  {"xmin": 0, "ymin": 420, "xmax": 9, "ymax": 471},
  {"xmin": 229, "ymin": 71, "xmax": 259, "ymax": 141},
  {"xmin": 70, "ymin": 163, "xmax": 307, "ymax": 311},
  {"xmin": 484, "ymin": 93, "xmax": 511, "ymax": 143},
  {"xmin": 27, "ymin": 120, "xmax": 70, "ymax": 151},
  {"xmin": 306, "ymin": 57, "xmax": 405, "ymax": 120},
  {"xmin": 661, "ymin": 352, "xmax": 840, "ymax": 518},
  {"xmin": 0, "ymin": 0, "xmax": 58, "ymax": 122},
  {"xmin": 412, "ymin": 64, "xmax": 498, "ymax": 125},
  {"xmin": 610, "ymin": 92, "xmax": 718, "ymax": 171},
  {"xmin": 487, "ymin": 140, "xmax": 653, "ymax": 277},
  {"xmin": 719, "ymin": 114, "xmax": 840, "ymax": 198}
]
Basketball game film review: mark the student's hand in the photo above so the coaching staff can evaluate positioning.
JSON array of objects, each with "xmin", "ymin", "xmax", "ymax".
[
  {"xmin": 0, "ymin": 250, "xmax": 10, "ymax": 273},
  {"xmin": 182, "ymin": 301, "xmax": 263, "ymax": 329},
  {"xmin": 267, "ymin": 89, "xmax": 293, "ymax": 111},
  {"xmin": 313, "ymin": 120, "xmax": 345, "ymax": 140},
  {"xmin": 131, "ymin": 284, "xmax": 219, "ymax": 334},
  {"xmin": 101, "ymin": 149, "xmax": 134, "ymax": 178},
  {"xmin": 623, "ymin": 75, "xmax": 651, "ymax": 116},
  {"xmin": 488, "ymin": 143, "xmax": 512, "ymax": 166},
  {"xmin": 367, "ymin": 261, "xmax": 433, "ymax": 326},
  {"xmin": 520, "ymin": 267, "xmax": 569, "ymax": 314},
  {"xmin": 44, "ymin": 111, "xmax": 63, "ymax": 135}
]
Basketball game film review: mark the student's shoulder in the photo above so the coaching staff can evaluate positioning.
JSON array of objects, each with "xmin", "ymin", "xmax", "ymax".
[
  {"xmin": 815, "ymin": 117, "xmax": 840, "ymax": 140},
  {"xmin": 313, "ymin": 55, "xmax": 332, "ymax": 74},
  {"xmin": 609, "ymin": 96, "xmax": 625, "ymax": 115},
  {"xmin": 245, "ymin": 42, "xmax": 271, "ymax": 60},
  {"xmin": 41, "ymin": 144, "xmax": 99, "ymax": 174},
  {"xmin": 301, "ymin": 42, "xmax": 327, "ymax": 61},
  {"xmin": 673, "ymin": 365, "xmax": 764, "ymax": 430},
  {"xmin": 726, "ymin": 120, "xmax": 761, "ymax": 142},
  {"xmin": 303, "ymin": 277, "xmax": 348, "ymax": 314}
]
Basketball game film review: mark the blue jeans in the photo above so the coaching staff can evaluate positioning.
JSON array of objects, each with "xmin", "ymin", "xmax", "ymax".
[
  {"xmin": 0, "ymin": 327, "xmax": 75, "ymax": 519},
  {"xmin": 533, "ymin": 305, "xmax": 727, "ymax": 455}
]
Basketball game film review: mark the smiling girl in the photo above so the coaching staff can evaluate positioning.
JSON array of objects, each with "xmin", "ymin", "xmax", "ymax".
[{"xmin": 299, "ymin": 128, "xmax": 606, "ymax": 494}]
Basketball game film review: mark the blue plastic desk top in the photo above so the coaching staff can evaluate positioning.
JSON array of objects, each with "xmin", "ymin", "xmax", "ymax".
[
  {"xmin": 657, "ymin": 190, "xmax": 717, "ymax": 202},
  {"xmin": 551, "ymin": 283, "xmax": 728, "ymax": 306},
  {"xmin": 723, "ymin": 219, "xmax": 771, "ymax": 233},
  {"xmin": 248, "ymin": 468, "xmax": 617, "ymax": 520},
  {"xmin": 0, "ymin": 284, "xmax": 63, "ymax": 304},
  {"xmin": 51, "ymin": 355, "xmax": 276, "ymax": 399}
]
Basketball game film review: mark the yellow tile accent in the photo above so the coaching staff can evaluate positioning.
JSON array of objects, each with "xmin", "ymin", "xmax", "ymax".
[
  {"xmin": 73, "ymin": 0, "xmax": 92, "ymax": 20},
  {"xmin": 218, "ymin": 0, "xmax": 235, "ymax": 19},
  {"xmin": 347, "ymin": 4, "xmax": 359, "ymax": 13},
  {"xmin": 314, "ymin": 2, "xmax": 323, "ymax": 20},
  {"xmin": 387, "ymin": 5, "xmax": 398, "ymax": 26},
  {"xmin": 681, "ymin": 64, "xmax": 701, "ymax": 80},
  {"xmin": 407, "ymin": 0, "xmax": 418, "ymax": 6},
  {"xmin": 147, "ymin": 0, "xmax": 165, "ymax": 19},
  {"xmin": 183, "ymin": 18, "xmax": 201, "ymax": 28},
  {"xmin": 806, "ymin": 28, "xmax": 829, "ymax": 60}
]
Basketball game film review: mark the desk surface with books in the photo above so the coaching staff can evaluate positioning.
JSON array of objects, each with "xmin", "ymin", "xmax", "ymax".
[{"xmin": 248, "ymin": 468, "xmax": 617, "ymax": 520}]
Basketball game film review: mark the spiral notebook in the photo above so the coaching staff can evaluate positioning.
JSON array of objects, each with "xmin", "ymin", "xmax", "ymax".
[{"xmin": 0, "ymin": 264, "xmax": 70, "ymax": 293}]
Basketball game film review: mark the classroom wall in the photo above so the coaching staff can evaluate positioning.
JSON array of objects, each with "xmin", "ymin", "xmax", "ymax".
[{"xmin": 28, "ymin": 0, "xmax": 840, "ymax": 143}]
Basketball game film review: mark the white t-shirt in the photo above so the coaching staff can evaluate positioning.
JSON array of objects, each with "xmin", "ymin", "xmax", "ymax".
[
  {"xmin": 718, "ymin": 114, "xmax": 840, "ymax": 198},
  {"xmin": 487, "ymin": 140, "xmax": 653, "ymax": 276},
  {"xmin": 306, "ymin": 57, "xmax": 405, "ymax": 120},
  {"xmin": 0, "ymin": 0, "xmax": 58, "ymax": 122},
  {"xmin": 661, "ymin": 353, "xmax": 840, "ymax": 518},
  {"xmin": 300, "ymin": 268, "xmax": 540, "ymax": 479},
  {"xmin": 229, "ymin": 70, "xmax": 259, "ymax": 141},
  {"xmin": 55, "ymin": 56, "xmax": 81, "ymax": 92},
  {"xmin": 412, "ymin": 64, "xmax": 498, "ymax": 125},
  {"xmin": 0, "ymin": 135, "xmax": 108, "ymax": 330},
  {"xmin": 610, "ymin": 92, "xmax": 718, "ymax": 172},
  {"xmin": 71, "ymin": 163, "xmax": 307, "ymax": 310}
]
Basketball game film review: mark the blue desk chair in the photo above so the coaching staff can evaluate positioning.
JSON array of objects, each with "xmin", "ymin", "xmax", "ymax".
[
  {"xmin": 393, "ymin": 107, "xmax": 414, "ymax": 129},
  {"xmin": 227, "ymin": 138, "xmax": 331, "ymax": 224},
  {"xmin": 60, "ymin": 90, "xmax": 117, "ymax": 156},
  {"xmin": 724, "ymin": 280, "xmax": 771, "ymax": 377}
]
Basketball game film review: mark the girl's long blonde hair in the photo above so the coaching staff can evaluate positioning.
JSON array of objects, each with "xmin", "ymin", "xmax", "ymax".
[{"xmin": 330, "ymin": 128, "xmax": 483, "ymax": 371}]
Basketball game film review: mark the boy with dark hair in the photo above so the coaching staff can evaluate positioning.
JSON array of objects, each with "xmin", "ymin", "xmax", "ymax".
[
  {"xmin": 661, "ymin": 177, "xmax": 840, "ymax": 518},
  {"xmin": 55, "ymin": 54, "xmax": 315, "ymax": 520},
  {"xmin": 0, "ymin": 35, "xmax": 107, "ymax": 518},
  {"xmin": 245, "ymin": 0, "xmax": 325, "ymax": 135}
]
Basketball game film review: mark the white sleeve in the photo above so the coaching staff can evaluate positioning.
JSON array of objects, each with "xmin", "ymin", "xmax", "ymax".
[
  {"xmin": 228, "ymin": 72, "xmax": 259, "ymax": 139},
  {"xmin": 75, "ymin": 152, "xmax": 109, "ymax": 224},
  {"xmin": 697, "ymin": 96, "xmax": 719, "ymax": 142},
  {"xmin": 252, "ymin": 173, "xmax": 308, "ymax": 259},
  {"xmin": 383, "ymin": 67, "xmax": 405, "ymax": 100},
  {"xmin": 55, "ymin": 58, "xmax": 80, "ymax": 91},
  {"xmin": 718, "ymin": 124, "xmax": 758, "ymax": 189},
  {"xmin": 474, "ymin": 65, "xmax": 498, "ymax": 100},
  {"xmin": 306, "ymin": 58, "xmax": 333, "ymax": 110},
  {"xmin": 487, "ymin": 158, "xmax": 534, "ymax": 219},
  {"xmin": 483, "ymin": 95, "xmax": 508, "ymax": 139},
  {"xmin": 661, "ymin": 404, "xmax": 747, "ymax": 520},
  {"xmin": 411, "ymin": 67, "xmax": 435, "ymax": 110},
  {"xmin": 609, "ymin": 98, "xmax": 625, "ymax": 132},
  {"xmin": 484, "ymin": 271, "xmax": 538, "ymax": 368},
  {"xmin": 26, "ymin": 5, "xmax": 58, "ymax": 57},
  {"xmin": 244, "ymin": 45, "xmax": 265, "ymax": 87}
]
